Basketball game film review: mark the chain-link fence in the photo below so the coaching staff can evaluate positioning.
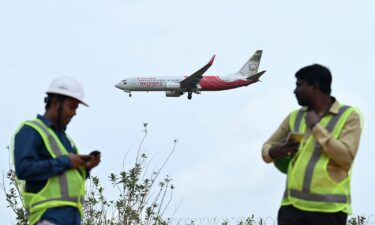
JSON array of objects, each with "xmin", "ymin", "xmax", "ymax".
[{"xmin": 168, "ymin": 215, "xmax": 375, "ymax": 225}]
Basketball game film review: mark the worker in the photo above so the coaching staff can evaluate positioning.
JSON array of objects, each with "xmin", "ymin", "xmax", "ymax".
[
  {"xmin": 262, "ymin": 64, "xmax": 363, "ymax": 225},
  {"xmin": 12, "ymin": 77, "xmax": 101, "ymax": 225}
]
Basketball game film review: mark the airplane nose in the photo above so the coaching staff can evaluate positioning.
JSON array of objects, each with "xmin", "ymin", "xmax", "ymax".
[{"xmin": 115, "ymin": 82, "xmax": 123, "ymax": 89}]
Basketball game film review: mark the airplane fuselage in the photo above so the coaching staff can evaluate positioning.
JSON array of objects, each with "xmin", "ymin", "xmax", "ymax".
[
  {"xmin": 115, "ymin": 50, "xmax": 265, "ymax": 99},
  {"xmin": 117, "ymin": 75, "xmax": 256, "ymax": 92}
]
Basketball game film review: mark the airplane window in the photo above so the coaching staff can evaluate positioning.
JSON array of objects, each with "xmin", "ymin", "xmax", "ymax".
[{"xmin": 122, "ymin": 80, "xmax": 127, "ymax": 84}]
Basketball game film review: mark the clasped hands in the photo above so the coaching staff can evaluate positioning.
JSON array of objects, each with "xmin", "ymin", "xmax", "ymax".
[
  {"xmin": 305, "ymin": 110, "xmax": 323, "ymax": 130},
  {"xmin": 69, "ymin": 151, "xmax": 101, "ymax": 170}
]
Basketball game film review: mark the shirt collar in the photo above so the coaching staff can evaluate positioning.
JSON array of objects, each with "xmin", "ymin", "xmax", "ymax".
[
  {"xmin": 37, "ymin": 114, "xmax": 67, "ymax": 131},
  {"xmin": 300, "ymin": 97, "xmax": 340, "ymax": 115},
  {"xmin": 327, "ymin": 97, "xmax": 340, "ymax": 115}
]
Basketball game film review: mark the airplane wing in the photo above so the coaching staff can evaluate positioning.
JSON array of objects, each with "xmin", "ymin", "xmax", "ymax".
[{"xmin": 180, "ymin": 55, "xmax": 215, "ymax": 90}]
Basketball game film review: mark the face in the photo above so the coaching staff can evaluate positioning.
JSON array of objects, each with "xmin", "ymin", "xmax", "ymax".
[
  {"xmin": 61, "ymin": 98, "xmax": 79, "ymax": 125},
  {"xmin": 54, "ymin": 97, "xmax": 79, "ymax": 127},
  {"xmin": 293, "ymin": 79, "xmax": 314, "ymax": 107}
]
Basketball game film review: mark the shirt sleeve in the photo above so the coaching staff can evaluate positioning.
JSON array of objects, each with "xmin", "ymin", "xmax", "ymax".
[
  {"xmin": 262, "ymin": 113, "xmax": 292, "ymax": 163},
  {"xmin": 312, "ymin": 109, "xmax": 363, "ymax": 170},
  {"xmin": 14, "ymin": 125, "xmax": 72, "ymax": 181}
]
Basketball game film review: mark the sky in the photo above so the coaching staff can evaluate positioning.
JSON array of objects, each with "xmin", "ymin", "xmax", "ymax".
[{"xmin": 1, "ymin": 0, "xmax": 375, "ymax": 224}]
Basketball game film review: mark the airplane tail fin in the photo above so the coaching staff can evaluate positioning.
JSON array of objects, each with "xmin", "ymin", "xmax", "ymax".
[{"xmin": 238, "ymin": 50, "xmax": 264, "ymax": 77}]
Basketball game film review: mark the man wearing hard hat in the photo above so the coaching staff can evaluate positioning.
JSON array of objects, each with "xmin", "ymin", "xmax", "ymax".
[
  {"xmin": 12, "ymin": 77, "xmax": 101, "ymax": 225},
  {"xmin": 261, "ymin": 64, "xmax": 363, "ymax": 225}
]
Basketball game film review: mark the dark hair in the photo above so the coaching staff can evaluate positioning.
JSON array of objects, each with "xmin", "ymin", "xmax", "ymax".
[
  {"xmin": 295, "ymin": 64, "xmax": 332, "ymax": 94},
  {"xmin": 44, "ymin": 94, "xmax": 66, "ymax": 110}
]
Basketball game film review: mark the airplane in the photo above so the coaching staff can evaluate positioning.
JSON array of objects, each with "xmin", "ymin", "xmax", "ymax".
[{"xmin": 115, "ymin": 50, "xmax": 266, "ymax": 100}]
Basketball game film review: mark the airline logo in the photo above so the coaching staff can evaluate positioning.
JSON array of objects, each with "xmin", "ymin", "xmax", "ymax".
[{"xmin": 139, "ymin": 81, "xmax": 163, "ymax": 87}]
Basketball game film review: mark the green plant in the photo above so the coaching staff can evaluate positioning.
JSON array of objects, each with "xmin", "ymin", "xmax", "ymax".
[
  {"xmin": 1, "ymin": 146, "xmax": 27, "ymax": 225},
  {"xmin": 237, "ymin": 215, "xmax": 256, "ymax": 225},
  {"xmin": 348, "ymin": 215, "xmax": 366, "ymax": 225},
  {"xmin": 83, "ymin": 124, "xmax": 177, "ymax": 225}
]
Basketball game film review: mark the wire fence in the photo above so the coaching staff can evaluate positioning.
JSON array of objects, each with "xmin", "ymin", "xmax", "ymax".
[
  {"xmin": 169, "ymin": 217, "xmax": 267, "ymax": 225},
  {"xmin": 168, "ymin": 214, "xmax": 375, "ymax": 225},
  {"xmin": 360, "ymin": 215, "xmax": 375, "ymax": 225},
  {"xmin": 169, "ymin": 216, "xmax": 275, "ymax": 225}
]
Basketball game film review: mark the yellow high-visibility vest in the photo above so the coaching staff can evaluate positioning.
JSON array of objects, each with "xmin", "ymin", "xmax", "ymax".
[
  {"xmin": 14, "ymin": 119, "xmax": 86, "ymax": 225},
  {"xmin": 281, "ymin": 105, "xmax": 354, "ymax": 213}
]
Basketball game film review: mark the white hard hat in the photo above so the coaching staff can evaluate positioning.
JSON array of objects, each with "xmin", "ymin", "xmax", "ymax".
[{"xmin": 46, "ymin": 76, "xmax": 89, "ymax": 107}]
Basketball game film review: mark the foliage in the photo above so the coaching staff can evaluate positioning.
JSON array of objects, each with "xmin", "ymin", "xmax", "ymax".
[
  {"xmin": 222, "ymin": 215, "xmax": 256, "ymax": 225},
  {"xmin": 1, "ymin": 146, "xmax": 27, "ymax": 225},
  {"xmin": 348, "ymin": 215, "xmax": 367, "ymax": 225},
  {"xmin": 236, "ymin": 215, "xmax": 256, "ymax": 225},
  {"xmin": 82, "ymin": 123, "xmax": 177, "ymax": 225}
]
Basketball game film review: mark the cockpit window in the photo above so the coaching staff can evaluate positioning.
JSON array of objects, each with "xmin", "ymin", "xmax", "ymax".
[{"xmin": 122, "ymin": 79, "xmax": 127, "ymax": 84}]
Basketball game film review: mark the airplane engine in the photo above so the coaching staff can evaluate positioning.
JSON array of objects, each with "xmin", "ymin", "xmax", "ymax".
[
  {"xmin": 165, "ymin": 91, "xmax": 183, "ymax": 97},
  {"xmin": 166, "ymin": 82, "xmax": 180, "ymax": 90}
]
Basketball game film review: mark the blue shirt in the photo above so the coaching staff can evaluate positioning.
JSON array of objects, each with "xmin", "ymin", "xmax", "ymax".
[{"xmin": 14, "ymin": 115, "xmax": 81, "ymax": 225}]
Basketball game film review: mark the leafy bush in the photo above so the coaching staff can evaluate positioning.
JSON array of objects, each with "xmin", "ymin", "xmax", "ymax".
[
  {"xmin": 348, "ymin": 215, "xmax": 367, "ymax": 225},
  {"xmin": 1, "ymin": 155, "xmax": 28, "ymax": 225}
]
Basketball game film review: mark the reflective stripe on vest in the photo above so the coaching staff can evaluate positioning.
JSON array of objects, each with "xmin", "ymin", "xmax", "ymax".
[
  {"xmin": 29, "ymin": 120, "xmax": 63, "ymax": 157},
  {"xmin": 293, "ymin": 109, "xmax": 305, "ymax": 132},
  {"xmin": 32, "ymin": 196, "xmax": 85, "ymax": 208},
  {"xmin": 289, "ymin": 105, "xmax": 350, "ymax": 203},
  {"xmin": 282, "ymin": 109, "xmax": 305, "ymax": 199}
]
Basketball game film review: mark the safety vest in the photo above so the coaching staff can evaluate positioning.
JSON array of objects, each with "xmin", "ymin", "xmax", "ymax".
[
  {"xmin": 15, "ymin": 119, "xmax": 86, "ymax": 225},
  {"xmin": 281, "ymin": 105, "xmax": 355, "ymax": 213}
]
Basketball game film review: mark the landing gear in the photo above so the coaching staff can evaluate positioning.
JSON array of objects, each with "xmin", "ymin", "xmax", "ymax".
[
  {"xmin": 187, "ymin": 91, "xmax": 192, "ymax": 100},
  {"xmin": 129, "ymin": 93, "xmax": 132, "ymax": 97}
]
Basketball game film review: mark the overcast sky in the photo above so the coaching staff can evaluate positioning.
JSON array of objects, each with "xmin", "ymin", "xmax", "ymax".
[{"xmin": 1, "ymin": 0, "xmax": 374, "ymax": 224}]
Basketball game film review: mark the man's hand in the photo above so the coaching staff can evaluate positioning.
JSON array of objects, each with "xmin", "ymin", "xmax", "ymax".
[
  {"xmin": 269, "ymin": 142, "xmax": 299, "ymax": 160},
  {"xmin": 305, "ymin": 110, "xmax": 321, "ymax": 130},
  {"xmin": 69, "ymin": 153, "xmax": 86, "ymax": 169},
  {"xmin": 86, "ymin": 154, "xmax": 101, "ymax": 171}
]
